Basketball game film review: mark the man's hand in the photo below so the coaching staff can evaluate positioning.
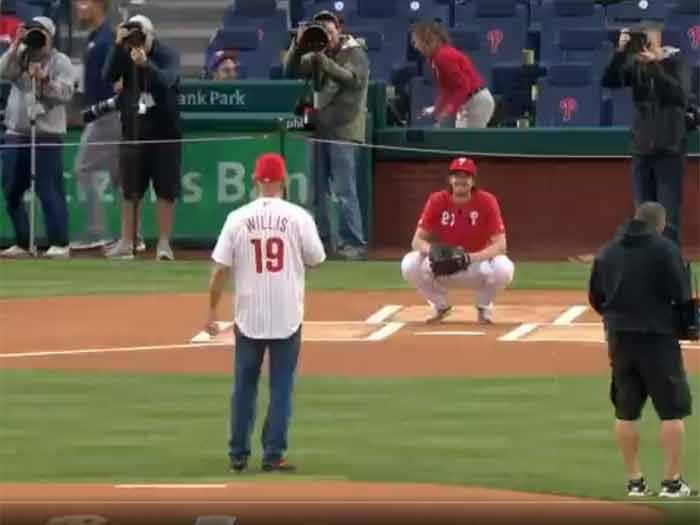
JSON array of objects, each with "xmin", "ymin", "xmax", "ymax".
[
  {"xmin": 617, "ymin": 29, "xmax": 630, "ymax": 52},
  {"xmin": 116, "ymin": 25, "xmax": 130, "ymax": 45},
  {"xmin": 637, "ymin": 49, "xmax": 660, "ymax": 63},
  {"xmin": 420, "ymin": 105, "xmax": 435, "ymax": 118},
  {"xmin": 204, "ymin": 312, "xmax": 220, "ymax": 336},
  {"xmin": 10, "ymin": 25, "xmax": 26, "ymax": 51},
  {"xmin": 130, "ymin": 47, "xmax": 147, "ymax": 67},
  {"xmin": 27, "ymin": 62, "xmax": 47, "ymax": 80},
  {"xmin": 114, "ymin": 79, "xmax": 123, "ymax": 93}
]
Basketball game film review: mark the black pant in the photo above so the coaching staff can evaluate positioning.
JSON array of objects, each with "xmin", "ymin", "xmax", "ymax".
[{"xmin": 631, "ymin": 153, "xmax": 684, "ymax": 245}]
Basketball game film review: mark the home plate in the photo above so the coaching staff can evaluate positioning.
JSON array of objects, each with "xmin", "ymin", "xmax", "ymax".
[
  {"xmin": 390, "ymin": 305, "xmax": 570, "ymax": 324},
  {"xmin": 190, "ymin": 321, "xmax": 404, "ymax": 344}
]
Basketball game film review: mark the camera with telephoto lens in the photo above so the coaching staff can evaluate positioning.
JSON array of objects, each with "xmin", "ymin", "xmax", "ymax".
[
  {"xmin": 296, "ymin": 22, "xmax": 330, "ymax": 53},
  {"xmin": 22, "ymin": 27, "xmax": 47, "ymax": 50},
  {"xmin": 121, "ymin": 21, "xmax": 146, "ymax": 48},
  {"xmin": 81, "ymin": 95, "xmax": 119, "ymax": 124}
]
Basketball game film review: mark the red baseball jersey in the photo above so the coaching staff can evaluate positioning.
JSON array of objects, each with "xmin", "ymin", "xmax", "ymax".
[{"xmin": 418, "ymin": 189, "xmax": 506, "ymax": 252}]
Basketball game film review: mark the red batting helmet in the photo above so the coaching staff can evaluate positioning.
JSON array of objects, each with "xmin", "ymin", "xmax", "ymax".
[
  {"xmin": 253, "ymin": 153, "xmax": 286, "ymax": 183},
  {"xmin": 448, "ymin": 157, "xmax": 477, "ymax": 176}
]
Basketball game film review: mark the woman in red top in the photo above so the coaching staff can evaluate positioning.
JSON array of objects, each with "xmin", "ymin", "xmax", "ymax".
[{"xmin": 410, "ymin": 20, "xmax": 494, "ymax": 128}]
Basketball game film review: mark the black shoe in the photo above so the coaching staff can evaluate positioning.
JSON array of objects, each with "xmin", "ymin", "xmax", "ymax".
[
  {"xmin": 229, "ymin": 456, "xmax": 248, "ymax": 473},
  {"xmin": 261, "ymin": 458, "xmax": 296, "ymax": 472},
  {"xmin": 659, "ymin": 477, "xmax": 698, "ymax": 498},
  {"xmin": 627, "ymin": 477, "xmax": 653, "ymax": 496}
]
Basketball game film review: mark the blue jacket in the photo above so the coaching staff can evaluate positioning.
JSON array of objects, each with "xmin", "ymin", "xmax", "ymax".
[{"xmin": 83, "ymin": 20, "xmax": 115, "ymax": 107}]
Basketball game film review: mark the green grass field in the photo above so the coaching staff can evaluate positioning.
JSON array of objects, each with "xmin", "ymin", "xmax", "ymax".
[{"xmin": 0, "ymin": 260, "xmax": 698, "ymax": 523}]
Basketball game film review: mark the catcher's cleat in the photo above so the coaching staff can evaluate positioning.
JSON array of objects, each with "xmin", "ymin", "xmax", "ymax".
[
  {"xmin": 477, "ymin": 306, "xmax": 493, "ymax": 324},
  {"xmin": 229, "ymin": 456, "xmax": 248, "ymax": 473},
  {"xmin": 262, "ymin": 458, "xmax": 297, "ymax": 473},
  {"xmin": 426, "ymin": 305, "xmax": 452, "ymax": 324}
]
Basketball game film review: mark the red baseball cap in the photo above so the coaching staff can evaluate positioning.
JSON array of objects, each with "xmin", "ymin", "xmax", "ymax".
[
  {"xmin": 253, "ymin": 153, "xmax": 286, "ymax": 183},
  {"xmin": 448, "ymin": 157, "xmax": 477, "ymax": 176}
]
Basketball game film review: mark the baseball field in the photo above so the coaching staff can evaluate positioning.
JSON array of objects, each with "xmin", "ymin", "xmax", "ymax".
[{"xmin": 0, "ymin": 258, "xmax": 698, "ymax": 525}]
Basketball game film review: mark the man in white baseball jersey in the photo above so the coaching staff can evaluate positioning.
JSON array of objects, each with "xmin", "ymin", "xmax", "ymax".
[
  {"xmin": 205, "ymin": 153, "xmax": 326, "ymax": 473},
  {"xmin": 401, "ymin": 157, "xmax": 515, "ymax": 324}
]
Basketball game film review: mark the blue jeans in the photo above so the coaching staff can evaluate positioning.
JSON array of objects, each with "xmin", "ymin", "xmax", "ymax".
[
  {"xmin": 631, "ymin": 153, "xmax": 684, "ymax": 245},
  {"xmin": 312, "ymin": 140, "xmax": 366, "ymax": 249},
  {"xmin": 1, "ymin": 135, "xmax": 68, "ymax": 248},
  {"xmin": 229, "ymin": 325, "xmax": 301, "ymax": 463}
]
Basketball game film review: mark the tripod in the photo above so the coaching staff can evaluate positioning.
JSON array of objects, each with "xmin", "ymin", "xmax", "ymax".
[{"xmin": 27, "ymin": 74, "xmax": 39, "ymax": 257}]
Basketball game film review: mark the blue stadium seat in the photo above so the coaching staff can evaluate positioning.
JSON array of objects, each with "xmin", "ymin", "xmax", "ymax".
[
  {"xmin": 343, "ymin": 27, "xmax": 405, "ymax": 81},
  {"xmin": 666, "ymin": 0, "xmax": 700, "ymax": 63},
  {"xmin": 221, "ymin": 0, "xmax": 289, "ymax": 79},
  {"xmin": 444, "ymin": 28, "xmax": 491, "ymax": 87},
  {"xmin": 537, "ymin": 0, "xmax": 605, "ymax": 57},
  {"xmin": 454, "ymin": 0, "xmax": 529, "ymax": 66},
  {"xmin": 690, "ymin": 62, "xmax": 700, "ymax": 103},
  {"xmin": 604, "ymin": 0, "xmax": 666, "ymax": 25},
  {"xmin": 541, "ymin": 28, "xmax": 613, "ymax": 71},
  {"xmin": 302, "ymin": 0, "xmax": 358, "ymax": 24},
  {"xmin": 205, "ymin": 28, "xmax": 279, "ymax": 79},
  {"xmin": 409, "ymin": 75, "xmax": 437, "ymax": 127},
  {"xmin": 535, "ymin": 63, "xmax": 602, "ymax": 126}
]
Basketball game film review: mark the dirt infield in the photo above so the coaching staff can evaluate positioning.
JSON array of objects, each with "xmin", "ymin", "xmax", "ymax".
[{"xmin": 1, "ymin": 289, "xmax": 697, "ymax": 524}]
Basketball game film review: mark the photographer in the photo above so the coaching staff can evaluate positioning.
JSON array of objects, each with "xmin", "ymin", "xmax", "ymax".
[
  {"xmin": 103, "ymin": 14, "xmax": 181, "ymax": 260},
  {"xmin": 283, "ymin": 11, "xmax": 369, "ymax": 260},
  {"xmin": 70, "ymin": 0, "xmax": 122, "ymax": 251},
  {"xmin": 602, "ymin": 22, "xmax": 690, "ymax": 246},
  {"xmin": 0, "ymin": 16, "xmax": 73, "ymax": 259},
  {"xmin": 588, "ymin": 202, "xmax": 695, "ymax": 498}
]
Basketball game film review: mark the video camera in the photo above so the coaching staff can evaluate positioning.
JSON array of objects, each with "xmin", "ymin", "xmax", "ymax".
[{"xmin": 120, "ymin": 21, "xmax": 147, "ymax": 48}]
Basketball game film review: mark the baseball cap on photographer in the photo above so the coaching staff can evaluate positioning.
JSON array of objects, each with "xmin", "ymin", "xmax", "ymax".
[
  {"xmin": 312, "ymin": 10, "xmax": 341, "ymax": 26},
  {"xmin": 127, "ymin": 14, "xmax": 154, "ymax": 35},
  {"xmin": 28, "ymin": 16, "xmax": 56, "ymax": 38},
  {"xmin": 448, "ymin": 157, "xmax": 477, "ymax": 176},
  {"xmin": 253, "ymin": 153, "xmax": 286, "ymax": 183}
]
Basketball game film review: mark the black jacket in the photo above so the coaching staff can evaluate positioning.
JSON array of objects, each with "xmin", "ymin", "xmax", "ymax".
[
  {"xmin": 588, "ymin": 219, "xmax": 689, "ymax": 335},
  {"xmin": 103, "ymin": 39, "xmax": 181, "ymax": 140},
  {"xmin": 602, "ymin": 47, "xmax": 688, "ymax": 155}
]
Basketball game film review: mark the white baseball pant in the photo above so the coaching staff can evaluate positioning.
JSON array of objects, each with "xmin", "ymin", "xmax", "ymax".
[{"xmin": 400, "ymin": 251, "xmax": 515, "ymax": 312}]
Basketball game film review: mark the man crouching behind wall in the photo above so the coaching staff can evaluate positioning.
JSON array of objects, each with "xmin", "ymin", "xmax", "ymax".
[{"xmin": 401, "ymin": 157, "xmax": 514, "ymax": 324}]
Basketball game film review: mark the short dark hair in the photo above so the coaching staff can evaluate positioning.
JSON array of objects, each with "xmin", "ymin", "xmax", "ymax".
[{"xmin": 634, "ymin": 201, "xmax": 666, "ymax": 229}]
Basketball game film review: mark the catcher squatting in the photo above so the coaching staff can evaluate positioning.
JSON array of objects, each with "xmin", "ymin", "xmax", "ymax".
[{"xmin": 401, "ymin": 157, "xmax": 515, "ymax": 323}]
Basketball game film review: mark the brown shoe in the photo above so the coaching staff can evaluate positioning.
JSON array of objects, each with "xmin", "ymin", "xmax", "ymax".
[{"xmin": 425, "ymin": 305, "xmax": 452, "ymax": 324}]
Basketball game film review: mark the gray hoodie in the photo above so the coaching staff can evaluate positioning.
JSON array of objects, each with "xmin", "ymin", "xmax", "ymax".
[
  {"xmin": 0, "ymin": 46, "xmax": 75, "ymax": 136},
  {"xmin": 284, "ymin": 34, "xmax": 369, "ymax": 143}
]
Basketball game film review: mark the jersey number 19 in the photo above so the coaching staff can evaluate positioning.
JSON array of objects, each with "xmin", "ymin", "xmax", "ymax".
[{"xmin": 251, "ymin": 238, "xmax": 285, "ymax": 274}]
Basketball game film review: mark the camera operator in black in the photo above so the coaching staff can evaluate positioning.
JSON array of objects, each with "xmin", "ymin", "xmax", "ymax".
[
  {"xmin": 283, "ymin": 10, "xmax": 369, "ymax": 260},
  {"xmin": 588, "ymin": 201, "xmax": 695, "ymax": 498},
  {"xmin": 602, "ymin": 22, "xmax": 690, "ymax": 246},
  {"xmin": 103, "ymin": 14, "xmax": 181, "ymax": 260}
]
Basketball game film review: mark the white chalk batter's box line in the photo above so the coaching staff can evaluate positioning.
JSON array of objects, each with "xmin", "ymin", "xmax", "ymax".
[
  {"xmin": 189, "ymin": 320, "xmax": 405, "ymax": 344},
  {"xmin": 499, "ymin": 322, "xmax": 700, "ymax": 350}
]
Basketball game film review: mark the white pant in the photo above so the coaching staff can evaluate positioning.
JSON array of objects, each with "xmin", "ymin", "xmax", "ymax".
[
  {"xmin": 455, "ymin": 88, "xmax": 495, "ymax": 128},
  {"xmin": 400, "ymin": 251, "xmax": 515, "ymax": 311}
]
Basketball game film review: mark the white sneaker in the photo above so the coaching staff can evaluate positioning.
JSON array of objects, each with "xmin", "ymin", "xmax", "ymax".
[
  {"xmin": 477, "ymin": 305, "xmax": 493, "ymax": 324},
  {"xmin": 156, "ymin": 242, "xmax": 174, "ymax": 261},
  {"xmin": 70, "ymin": 239, "xmax": 110, "ymax": 250},
  {"xmin": 0, "ymin": 245, "xmax": 30, "ymax": 258},
  {"xmin": 135, "ymin": 238, "xmax": 147, "ymax": 253},
  {"xmin": 44, "ymin": 246, "xmax": 70, "ymax": 259},
  {"xmin": 659, "ymin": 478, "xmax": 698, "ymax": 498},
  {"xmin": 105, "ymin": 240, "xmax": 135, "ymax": 260}
]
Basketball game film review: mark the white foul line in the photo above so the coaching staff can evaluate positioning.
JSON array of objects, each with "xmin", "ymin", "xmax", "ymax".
[
  {"xmin": 366, "ymin": 322, "xmax": 405, "ymax": 341},
  {"xmin": 498, "ymin": 323, "xmax": 539, "ymax": 342},
  {"xmin": 414, "ymin": 331, "xmax": 485, "ymax": 336},
  {"xmin": 0, "ymin": 342, "xmax": 229, "ymax": 359},
  {"xmin": 365, "ymin": 305, "xmax": 404, "ymax": 324},
  {"xmin": 552, "ymin": 305, "xmax": 589, "ymax": 325}
]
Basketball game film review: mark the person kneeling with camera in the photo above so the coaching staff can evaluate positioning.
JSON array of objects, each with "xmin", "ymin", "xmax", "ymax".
[
  {"xmin": 602, "ymin": 22, "xmax": 690, "ymax": 246},
  {"xmin": 0, "ymin": 16, "xmax": 74, "ymax": 259},
  {"xmin": 103, "ymin": 15, "xmax": 181, "ymax": 260},
  {"xmin": 283, "ymin": 11, "xmax": 369, "ymax": 260}
]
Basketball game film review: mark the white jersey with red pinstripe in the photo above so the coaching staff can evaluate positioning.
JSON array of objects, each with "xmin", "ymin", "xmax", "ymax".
[{"xmin": 212, "ymin": 197, "xmax": 326, "ymax": 339}]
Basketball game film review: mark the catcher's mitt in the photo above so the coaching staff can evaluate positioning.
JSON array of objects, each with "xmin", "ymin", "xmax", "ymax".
[{"xmin": 428, "ymin": 243, "xmax": 471, "ymax": 277}]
